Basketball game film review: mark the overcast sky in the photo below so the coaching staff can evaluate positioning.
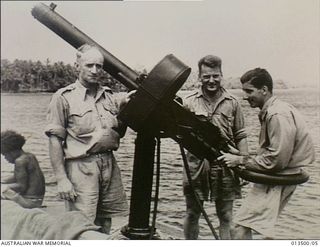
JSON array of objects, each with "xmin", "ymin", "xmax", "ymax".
[{"xmin": 1, "ymin": 0, "xmax": 319, "ymax": 87}]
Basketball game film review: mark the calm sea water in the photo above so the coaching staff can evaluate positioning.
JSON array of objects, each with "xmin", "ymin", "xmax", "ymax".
[{"xmin": 1, "ymin": 89, "xmax": 319, "ymax": 239}]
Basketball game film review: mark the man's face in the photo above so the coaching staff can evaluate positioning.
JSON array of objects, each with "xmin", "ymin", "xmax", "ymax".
[
  {"xmin": 242, "ymin": 81, "xmax": 265, "ymax": 109},
  {"xmin": 77, "ymin": 48, "xmax": 104, "ymax": 86},
  {"xmin": 199, "ymin": 65, "xmax": 222, "ymax": 94}
]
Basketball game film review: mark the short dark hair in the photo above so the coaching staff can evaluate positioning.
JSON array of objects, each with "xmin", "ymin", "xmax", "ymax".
[
  {"xmin": 198, "ymin": 55, "xmax": 222, "ymax": 75},
  {"xmin": 240, "ymin": 68, "xmax": 273, "ymax": 93},
  {"xmin": 1, "ymin": 130, "xmax": 26, "ymax": 154}
]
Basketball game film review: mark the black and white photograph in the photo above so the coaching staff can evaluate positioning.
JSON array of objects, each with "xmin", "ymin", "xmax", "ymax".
[{"xmin": 1, "ymin": 0, "xmax": 319, "ymax": 244}]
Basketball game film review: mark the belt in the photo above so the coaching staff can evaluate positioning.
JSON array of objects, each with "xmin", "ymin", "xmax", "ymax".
[
  {"xmin": 66, "ymin": 151, "xmax": 112, "ymax": 161},
  {"xmin": 87, "ymin": 151, "xmax": 112, "ymax": 158}
]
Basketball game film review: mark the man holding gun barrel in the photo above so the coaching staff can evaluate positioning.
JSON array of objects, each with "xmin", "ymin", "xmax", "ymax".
[{"xmin": 218, "ymin": 68, "xmax": 315, "ymax": 239}]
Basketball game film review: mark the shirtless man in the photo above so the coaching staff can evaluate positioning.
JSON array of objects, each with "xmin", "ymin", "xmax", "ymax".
[{"xmin": 1, "ymin": 130, "xmax": 45, "ymax": 208}]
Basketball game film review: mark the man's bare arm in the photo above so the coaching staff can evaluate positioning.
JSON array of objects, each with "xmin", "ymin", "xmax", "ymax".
[
  {"xmin": 236, "ymin": 138, "xmax": 249, "ymax": 155},
  {"xmin": 48, "ymin": 135, "xmax": 77, "ymax": 202},
  {"xmin": 9, "ymin": 158, "xmax": 29, "ymax": 193},
  {"xmin": 1, "ymin": 174, "xmax": 16, "ymax": 184}
]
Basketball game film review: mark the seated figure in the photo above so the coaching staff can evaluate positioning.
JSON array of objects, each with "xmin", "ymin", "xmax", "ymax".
[{"xmin": 1, "ymin": 130, "xmax": 45, "ymax": 208}]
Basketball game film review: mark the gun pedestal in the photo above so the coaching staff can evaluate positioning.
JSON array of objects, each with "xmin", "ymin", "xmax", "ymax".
[
  {"xmin": 121, "ymin": 133, "xmax": 156, "ymax": 239},
  {"xmin": 120, "ymin": 55, "xmax": 191, "ymax": 239}
]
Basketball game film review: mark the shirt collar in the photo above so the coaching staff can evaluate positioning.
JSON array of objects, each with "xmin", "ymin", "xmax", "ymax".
[
  {"xmin": 259, "ymin": 96, "xmax": 277, "ymax": 121},
  {"xmin": 74, "ymin": 80, "xmax": 111, "ymax": 101}
]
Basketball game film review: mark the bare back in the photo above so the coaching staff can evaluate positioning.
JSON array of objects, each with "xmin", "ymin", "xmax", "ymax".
[{"xmin": 14, "ymin": 152, "xmax": 45, "ymax": 198}]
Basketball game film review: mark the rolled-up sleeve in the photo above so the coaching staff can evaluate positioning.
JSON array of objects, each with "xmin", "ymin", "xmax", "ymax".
[
  {"xmin": 233, "ymin": 101, "xmax": 247, "ymax": 142},
  {"xmin": 44, "ymin": 93, "xmax": 68, "ymax": 139}
]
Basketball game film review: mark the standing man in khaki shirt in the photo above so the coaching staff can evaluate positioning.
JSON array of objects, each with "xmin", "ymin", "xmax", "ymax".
[
  {"xmin": 182, "ymin": 55, "xmax": 248, "ymax": 239},
  {"xmin": 45, "ymin": 44, "xmax": 134, "ymax": 234},
  {"xmin": 219, "ymin": 68, "xmax": 315, "ymax": 239}
]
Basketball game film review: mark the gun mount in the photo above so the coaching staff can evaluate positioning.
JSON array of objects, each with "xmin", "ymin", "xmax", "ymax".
[{"xmin": 32, "ymin": 3, "xmax": 229, "ymax": 239}]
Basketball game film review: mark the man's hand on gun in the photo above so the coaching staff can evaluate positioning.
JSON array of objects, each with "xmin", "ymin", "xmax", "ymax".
[
  {"xmin": 120, "ymin": 71, "xmax": 146, "ymax": 107},
  {"xmin": 218, "ymin": 144, "xmax": 246, "ymax": 169}
]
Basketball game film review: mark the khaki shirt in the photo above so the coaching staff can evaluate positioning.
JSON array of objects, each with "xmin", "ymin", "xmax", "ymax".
[
  {"xmin": 45, "ymin": 81, "xmax": 126, "ymax": 159},
  {"xmin": 246, "ymin": 96, "xmax": 315, "ymax": 174},
  {"xmin": 183, "ymin": 87, "xmax": 247, "ymax": 146}
]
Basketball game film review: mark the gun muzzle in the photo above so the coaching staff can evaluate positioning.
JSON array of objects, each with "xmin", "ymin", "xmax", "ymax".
[{"xmin": 31, "ymin": 2, "xmax": 139, "ymax": 90}]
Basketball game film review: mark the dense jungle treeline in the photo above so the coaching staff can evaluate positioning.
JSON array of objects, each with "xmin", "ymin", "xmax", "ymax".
[
  {"xmin": 1, "ymin": 59, "xmax": 288, "ymax": 93},
  {"xmin": 1, "ymin": 59, "xmax": 127, "ymax": 93}
]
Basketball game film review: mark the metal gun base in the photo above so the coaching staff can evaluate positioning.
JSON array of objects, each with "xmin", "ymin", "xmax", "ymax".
[{"xmin": 121, "ymin": 225, "xmax": 160, "ymax": 240}]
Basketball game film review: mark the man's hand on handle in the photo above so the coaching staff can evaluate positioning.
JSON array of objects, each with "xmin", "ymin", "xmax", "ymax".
[{"xmin": 218, "ymin": 144, "xmax": 246, "ymax": 169}]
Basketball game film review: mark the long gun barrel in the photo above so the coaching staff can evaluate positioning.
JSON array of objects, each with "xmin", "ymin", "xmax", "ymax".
[
  {"xmin": 31, "ymin": 3, "xmax": 139, "ymax": 90},
  {"xmin": 31, "ymin": 2, "xmax": 227, "ymax": 163}
]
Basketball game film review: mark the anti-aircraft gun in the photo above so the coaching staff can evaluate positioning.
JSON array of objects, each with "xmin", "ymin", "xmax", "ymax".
[{"xmin": 31, "ymin": 2, "xmax": 309, "ymax": 240}]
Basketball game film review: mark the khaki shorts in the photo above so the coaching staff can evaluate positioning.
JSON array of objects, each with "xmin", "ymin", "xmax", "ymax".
[
  {"xmin": 234, "ymin": 183, "xmax": 296, "ymax": 238},
  {"xmin": 65, "ymin": 153, "xmax": 128, "ymax": 222},
  {"xmin": 183, "ymin": 157, "xmax": 241, "ymax": 201}
]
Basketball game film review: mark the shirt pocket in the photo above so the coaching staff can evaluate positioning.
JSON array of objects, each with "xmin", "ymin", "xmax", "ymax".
[
  {"xmin": 102, "ymin": 98, "xmax": 119, "ymax": 114},
  {"xmin": 190, "ymin": 105, "xmax": 210, "ymax": 118},
  {"xmin": 212, "ymin": 110, "xmax": 234, "ymax": 138},
  {"xmin": 219, "ymin": 111, "xmax": 234, "ymax": 129},
  {"xmin": 69, "ymin": 106, "xmax": 95, "ymax": 135},
  {"xmin": 101, "ymin": 102, "xmax": 119, "ymax": 129}
]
